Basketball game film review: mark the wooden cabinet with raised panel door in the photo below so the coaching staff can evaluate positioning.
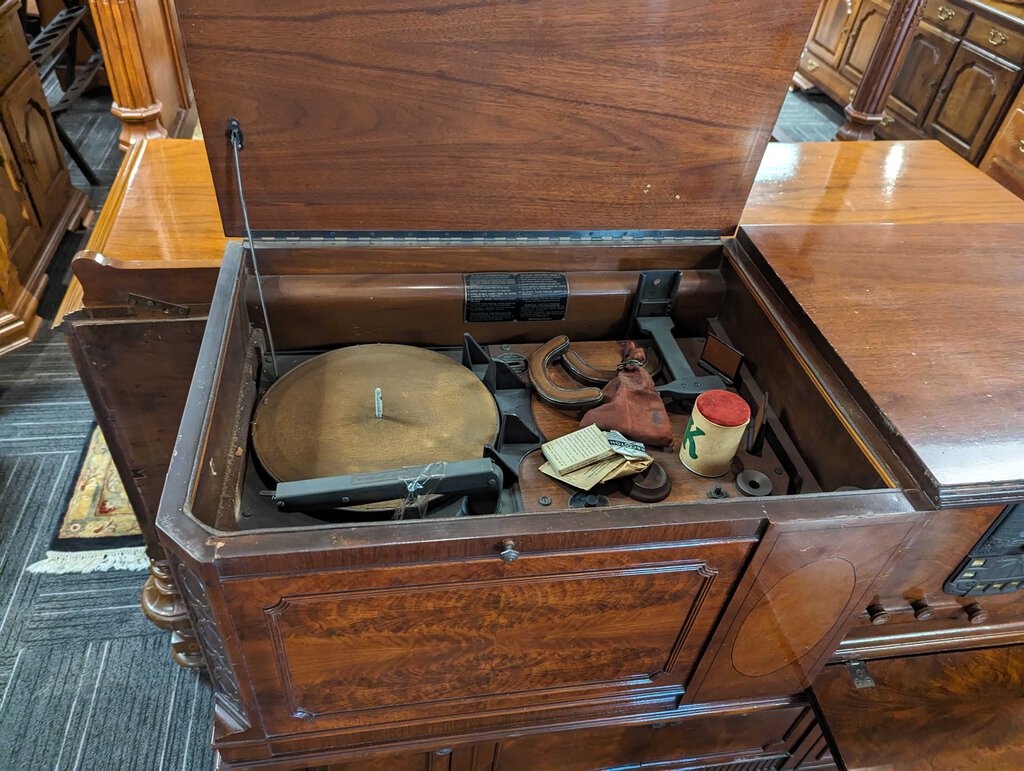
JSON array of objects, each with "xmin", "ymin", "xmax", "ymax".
[
  {"xmin": 797, "ymin": 0, "xmax": 1024, "ymax": 165},
  {"xmin": 981, "ymin": 81, "xmax": 1024, "ymax": 196},
  {"xmin": 807, "ymin": 0, "xmax": 864, "ymax": 67},
  {"xmin": 0, "ymin": 0, "xmax": 87, "ymax": 357},
  {"xmin": 839, "ymin": 0, "xmax": 890, "ymax": 86},
  {"xmin": 217, "ymin": 525, "xmax": 755, "ymax": 743},
  {"xmin": 0, "ymin": 67, "xmax": 72, "ymax": 228},
  {"xmin": 888, "ymin": 20, "xmax": 959, "ymax": 126},
  {"xmin": 0, "ymin": 124, "xmax": 41, "ymax": 279},
  {"xmin": 927, "ymin": 41, "xmax": 1020, "ymax": 162}
]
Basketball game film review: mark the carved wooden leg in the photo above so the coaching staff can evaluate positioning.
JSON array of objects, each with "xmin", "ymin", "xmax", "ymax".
[
  {"xmin": 90, "ymin": 0, "xmax": 169, "ymax": 150},
  {"xmin": 835, "ymin": 0, "xmax": 927, "ymax": 141},
  {"xmin": 141, "ymin": 558, "xmax": 204, "ymax": 670}
]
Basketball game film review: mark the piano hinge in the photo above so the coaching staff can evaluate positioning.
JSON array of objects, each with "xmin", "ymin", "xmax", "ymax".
[
  {"xmin": 127, "ymin": 293, "xmax": 190, "ymax": 317},
  {"xmin": 249, "ymin": 230, "xmax": 723, "ymax": 246}
]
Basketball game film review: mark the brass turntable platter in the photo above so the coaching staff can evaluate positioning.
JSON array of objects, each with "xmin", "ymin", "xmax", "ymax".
[{"xmin": 252, "ymin": 345, "xmax": 500, "ymax": 509}]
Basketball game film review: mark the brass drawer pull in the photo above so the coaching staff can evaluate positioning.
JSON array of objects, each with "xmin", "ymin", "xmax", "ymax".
[
  {"xmin": 1019, "ymin": 138, "xmax": 1024, "ymax": 154},
  {"xmin": 806, "ymin": 57, "xmax": 820, "ymax": 72},
  {"xmin": 880, "ymin": 113, "xmax": 895, "ymax": 127},
  {"xmin": 498, "ymin": 539, "xmax": 520, "ymax": 562},
  {"xmin": 849, "ymin": 87, "xmax": 857, "ymax": 101},
  {"xmin": 936, "ymin": 4, "xmax": 955, "ymax": 21},
  {"xmin": 989, "ymin": 29, "xmax": 1008, "ymax": 46}
]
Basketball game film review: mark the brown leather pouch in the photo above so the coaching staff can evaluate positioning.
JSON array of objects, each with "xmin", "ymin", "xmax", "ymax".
[{"xmin": 579, "ymin": 342, "xmax": 674, "ymax": 448}]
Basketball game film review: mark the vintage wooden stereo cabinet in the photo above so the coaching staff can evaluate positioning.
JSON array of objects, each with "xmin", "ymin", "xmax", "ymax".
[{"xmin": 128, "ymin": 0, "xmax": 1024, "ymax": 769}]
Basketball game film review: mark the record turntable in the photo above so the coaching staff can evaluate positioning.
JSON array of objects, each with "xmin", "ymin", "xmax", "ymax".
[{"xmin": 195, "ymin": 204, "xmax": 832, "ymax": 535}]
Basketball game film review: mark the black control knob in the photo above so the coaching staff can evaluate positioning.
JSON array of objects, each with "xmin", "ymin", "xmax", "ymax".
[
  {"xmin": 866, "ymin": 603, "xmax": 890, "ymax": 625},
  {"xmin": 965, "ymin": 603, "xmax": 989, "ymax": 625},
  {"xmin": 911, "ymin": 599, "xmax": 934, "ymax": 621}
]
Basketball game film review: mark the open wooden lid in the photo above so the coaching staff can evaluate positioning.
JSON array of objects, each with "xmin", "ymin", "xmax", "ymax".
[{"xmin": 176, "ymin": 0, "xmax": 818, "ymax": 237}]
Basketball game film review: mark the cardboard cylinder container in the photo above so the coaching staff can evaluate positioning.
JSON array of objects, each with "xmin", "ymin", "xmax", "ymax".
[{"xmin": 680, "ymin": 390, "xmax": 751, "ymax": 477}]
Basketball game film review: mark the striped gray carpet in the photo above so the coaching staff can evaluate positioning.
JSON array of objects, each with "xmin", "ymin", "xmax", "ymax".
[
  {"xmin": 0, "ymin": 82, "xmax": 215, "ymax": 770},
  {"xmin": 775, "ymin": 91, "xmax": 845, "ymax": 143}
]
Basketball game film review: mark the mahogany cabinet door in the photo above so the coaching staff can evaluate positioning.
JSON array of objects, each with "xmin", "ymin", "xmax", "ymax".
[
  {"xmin": 462, "ymin": 704, "xmax": 831, "ymax": 771},
  {"xmin": 222, "ymin": 532, "xmax": 755, "ymax": 736},
  {"xmin": 926, "ymin": 42, "xmax": 1020, "ymax": 163},
  {"xmin": 980, "ymin": 102, "xmax": 1024, "ymax": 198},
  {"xmin": 806, "ymin": 0, "xmax": 863, "ymax": 68},
  {"xmin": 0, "ymin": 66, "xmax": 70, "ymax": 227},
  {"xmin": 838, "ymin": 0, "xmax": 889, "ymax": 86},
  {"xmin": 0, "ymin": 124, "xmax": 41, "ymax": 277},
  {"xmin": 887, "ymin": 21, "xmax": 958, "ymax": 127},
  {"xmin": 813, "ymin": 647, "xmax": 1024, "ymax": 768}
]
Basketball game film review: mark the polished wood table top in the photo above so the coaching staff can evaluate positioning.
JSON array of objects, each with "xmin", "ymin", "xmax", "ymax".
[
  {"xmin": 744, "ymin": 220, "xmax": 1024, "ymax": 506},
  {"xmin": 56, "ymin": 138, "xmax": 231, "ymax": 322},
  {"xmin": 743, "ymin": 140, "xmax": 1024, "ymax": 226},
  {"xmin": 743, "ymin": 141, "xmax": 1024, "ymax": 506}
]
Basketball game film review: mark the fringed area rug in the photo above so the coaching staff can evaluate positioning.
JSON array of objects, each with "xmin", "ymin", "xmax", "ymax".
[{"xmin": 28, "ymin": 426, "xmax": 149, "ymax": 574}]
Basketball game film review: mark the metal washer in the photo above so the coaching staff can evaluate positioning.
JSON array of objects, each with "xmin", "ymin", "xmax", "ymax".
[{"xmin": 736, "ymin": 469, "xmax": 773, "ymax": 497}]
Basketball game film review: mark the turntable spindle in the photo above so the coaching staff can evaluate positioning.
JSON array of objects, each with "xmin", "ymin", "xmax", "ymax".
[{"xmin": 374, "ymin": 387, "xmax": 383, "ymax": 419}]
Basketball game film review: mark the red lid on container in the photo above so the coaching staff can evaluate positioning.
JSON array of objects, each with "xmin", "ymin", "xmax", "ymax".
[{"xmin": 695, "ymin": 390, "xmax": 751, "ymax": 428}]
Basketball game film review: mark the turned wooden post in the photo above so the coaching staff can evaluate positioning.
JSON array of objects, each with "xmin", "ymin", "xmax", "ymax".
[
  {"xmin": 89, "ymin": 0, "xmax": 197, "ymax": 150},
  {"xmin": 90, "ymin": 0, "xmax": 167, "ymax": 149},
  {"xmin": 835, "ymin": 0, "xmax": 927, "ymax": 141}
]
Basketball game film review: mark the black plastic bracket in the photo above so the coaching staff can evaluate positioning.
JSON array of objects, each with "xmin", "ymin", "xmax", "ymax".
[
  {"xmin": 461, "ymin": 334, "xmax": 543, "ymax": 487},
  {"xmin": 227, "ymin": 117, "xmax": 244, "ymax": 150},
  {"xmin": 629, "ymin": 271, "xmax": 724, "ymax": 402}
]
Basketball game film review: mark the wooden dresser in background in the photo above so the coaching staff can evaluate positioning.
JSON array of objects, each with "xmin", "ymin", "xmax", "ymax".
[
  {"xmin": 981, "ymin": 84, "xmax": 1024, "ymax": 195},
  {"xmin": 797, "ymin": 0, "xmax": 1024, "ymax": 166},
  {"xmin": 0, "ymin": 0, "xmax": 88, "ymax": 355}
]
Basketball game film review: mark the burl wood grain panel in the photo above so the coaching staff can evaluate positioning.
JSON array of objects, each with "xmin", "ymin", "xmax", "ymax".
[
  {"xmin": 175, "ymin": 0, "xmax": 819, "ymax": 235},
  {"xmin": 223, "ymin": 538, "xmax": 753, "ymax": 734},
  {"xmin": 742, "ymin": 222, "xmax": 1024, "ymax": 506},
  {"xmin": 814, "ymin": 646, "xmax": 1024, "ymax": 769}
]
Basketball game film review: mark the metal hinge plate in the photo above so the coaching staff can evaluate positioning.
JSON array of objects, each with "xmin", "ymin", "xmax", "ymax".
[
  {"xmin": 127, "ymin": 293, "xmax": 191, "ymax": 317},
  {"xmin": 846, "ymin": 660, "xmax": 876, "ymax": 689}
]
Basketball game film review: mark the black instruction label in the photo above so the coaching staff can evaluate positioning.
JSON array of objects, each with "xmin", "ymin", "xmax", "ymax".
[{"xmin": 464, "ymin": 273, "xmax": 568, "ymax": 323}]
